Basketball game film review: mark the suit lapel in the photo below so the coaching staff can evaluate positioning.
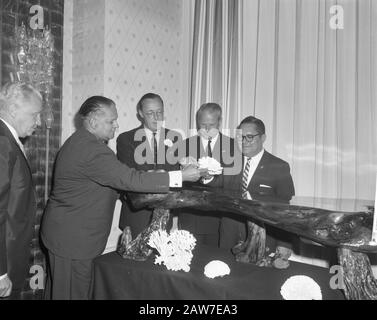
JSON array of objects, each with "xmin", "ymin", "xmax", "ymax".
[
  {"xmin": 158, "ymin": 127, "xmax": 168, "ymax": 165},
  {"xmin": 212, "ymin": 133, "xmax": 221, "ymax": 163},
  {"xmin": 196, "ymin": 135, "xmax": 205, "ymax": 160},
  {"xmin": 135, "ymin": 126, "xmax": 170, "ymax": 166},
  {"xmin": 159, "ymin": 127, "xmax": 167, "ymax": 154},
  {"xmin": 133, "ymin": 125, "xmax": 147, "ymax": 147},
  {"xmin": 0, "ymin": 121, "xmax": 35, "ymax": 205},
  {"xmin": 135, "ymin": 126, "xmax": 152, "ymax": 157},
  {"xmin": 247, "ymin": 151, "xmax": 268, "ymax": 191},
  {"xmin": 16, "ymin": 138, "xmax": 32, "ymax": 171},
  {"xmin": 0, "ymin": 120, "xmax": 33, "ymax": 175},
  {"xmin": 195, "ymin": 133, "xmax": 223, "ymax": 161}
]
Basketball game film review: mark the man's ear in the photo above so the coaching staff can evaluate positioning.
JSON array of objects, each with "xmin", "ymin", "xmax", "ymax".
[
  {"xmin": 261, "ymin": 134, "xmax": 267, "ymax": 143},
  {"xmin": 138, "ymin": 110, "xmax": 145, "ymax": 121},
  {"xmin": 88, "ymin": 116, "xmax": 97, "ymax": 129}
]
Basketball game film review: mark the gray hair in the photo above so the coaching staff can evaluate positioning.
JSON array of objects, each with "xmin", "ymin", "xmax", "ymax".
[
  {"xmin": 196, "ymin": 103, "xmax": 222, "ymax": 124},
  {"xmin": 0, "ymin": 82, "xmax": 42, "ymax": 114}
]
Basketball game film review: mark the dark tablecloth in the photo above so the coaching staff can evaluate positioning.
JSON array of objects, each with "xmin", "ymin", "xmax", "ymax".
[{"xmin": 91, "ymin": 245, "xmax": 344, "ymax": 300}]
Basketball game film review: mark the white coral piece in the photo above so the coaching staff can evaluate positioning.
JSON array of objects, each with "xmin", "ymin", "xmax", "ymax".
[
  {"xmin": 198, "ymin": 157, "xmax": 223, "ymax": 175},
  {"xmin": 280, "ymin": 275, "xmax": 322, "ymax": 300},
  {"xmin": 204, "ymin": 260, "xmax": 231, "ymax": 279},
  {"xmin": 148, "ymin": 229, "xmax": 197, "ymax": 272}
]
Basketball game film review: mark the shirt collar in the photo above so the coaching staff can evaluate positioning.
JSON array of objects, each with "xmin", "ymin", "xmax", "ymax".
[
  {"xmin": 144, "ymin": 126, "xmax": 161, "ymax": 141},
  {"xmin": 200, "ymin": 132, "xmax": 220, "ymax": 145},
  {"xmin": 144, "ymin": 126, "xmax": 160, "ymax": 134},
  {"xmin": 244, "ymin": 148, "xmax": 264, "ymax": 162}
]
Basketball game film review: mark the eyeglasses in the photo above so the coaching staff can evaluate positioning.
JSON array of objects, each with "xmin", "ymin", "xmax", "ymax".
[
  {"xmin": 237, "ymin": 133, "xmax": 261, "ymax": 142},
  {"xmin": 144, "ymin": 111, "xmax": 164, "ymax": 119}
]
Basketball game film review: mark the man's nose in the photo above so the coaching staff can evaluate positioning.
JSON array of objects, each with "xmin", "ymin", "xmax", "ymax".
[
  {"xmin": 114, "ymin": 121, "xmax": 119, "ymax": 129},
  {"xmin": 152, "ymin": 112, "xmax": 160, "ymax": 120}
]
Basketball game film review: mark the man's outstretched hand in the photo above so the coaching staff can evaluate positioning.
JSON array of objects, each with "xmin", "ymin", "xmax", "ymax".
[{"xmin": 182, "ymin": 165, "xmax": 208, "ymax": 182}]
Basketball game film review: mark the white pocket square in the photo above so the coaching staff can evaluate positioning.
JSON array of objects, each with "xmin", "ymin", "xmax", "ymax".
[{"xmin": 260, "ymin": 184, "xmax": 272, "ymax": 188}]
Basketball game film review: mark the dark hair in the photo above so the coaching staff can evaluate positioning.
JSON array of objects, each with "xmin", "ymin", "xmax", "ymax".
[
  {"xmin": 78, "ymin": 96, "xmax": 115, "ymax": 120},
  {"xmin": 136, "ymin": 93, "xmax": 164, "ymax": 113},
  {"xmin": 238, "ymin": 116, "xmax": 265, "ymax": 135},
  {"xmin": 196, "ymin": 103, "xmax": 222, "ymax": 124}
]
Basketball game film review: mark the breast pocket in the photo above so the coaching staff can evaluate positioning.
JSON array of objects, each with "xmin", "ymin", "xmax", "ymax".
[{"xmin": 256, "ymin": 184, "xmax": 275, "ymax": 196}]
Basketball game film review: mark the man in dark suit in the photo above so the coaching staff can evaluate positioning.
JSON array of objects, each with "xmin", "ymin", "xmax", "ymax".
[
  {"xmin": 179, "ymin": 103, "xmax": 241, "ymax": 246},
  {"xmin": 41, "ymin": 96, "xmax": 202, "ymax": 300},
  {"xmin": 218, "ymin": 116, "xmax": 295, "ymax": 265},
  {"xmin": 116, "ymin": 93, "xmax": 181, "ymax": 237},
  {"xmin": 0, "ymin": 82, "xmax": 43, "ymax": 299}
]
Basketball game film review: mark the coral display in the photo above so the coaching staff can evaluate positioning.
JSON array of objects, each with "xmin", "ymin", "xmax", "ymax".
[
  {"xmin": 148, "ymin": 229, "xmax": 197, "ymax": 272},
  {"xmin": 280, "ymin": 275, "xmax": 322, "ymax": 300}
]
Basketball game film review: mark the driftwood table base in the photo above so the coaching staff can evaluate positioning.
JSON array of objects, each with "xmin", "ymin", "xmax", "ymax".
[
  {"xmin": 232, "ymin": 221, "xmax": 292, "ymax": 269},
  {"xmin": 232, "ymin": 221, "xmax": 270, "ymax": 266},
  {"xmin": 117, "ymin": 208, "xmax": 170, "ymax": 261},
  {"xmin": 337, "ymin": 248, "xmax": 377, "ymax": 300},
  {"xmin": 124, "ymin": 187, "xmax": 376, "ymax": 299}
]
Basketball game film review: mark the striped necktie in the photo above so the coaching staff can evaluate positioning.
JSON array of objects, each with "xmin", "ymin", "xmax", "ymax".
[{"xmin": 242, "ymin": 157, "xmax": 252, "ymax": 193}]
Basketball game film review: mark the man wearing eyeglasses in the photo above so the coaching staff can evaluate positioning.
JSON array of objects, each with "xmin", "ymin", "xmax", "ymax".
[
  {"xmin": 116, "ymin": 93, "xmax": 182, "ymax": 237},
  {"xmin": 219, "ymin": 116, "xmax": 295, "ymax": 265}
]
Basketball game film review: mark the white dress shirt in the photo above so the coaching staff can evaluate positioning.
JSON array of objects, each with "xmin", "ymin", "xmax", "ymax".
[
  {"xmin": 200, "ymin": 132, "xmax": 219, "ymax": 155},
  {"xmin": 243, "ymin": 149, "xmax": 265, "ymax": 189},
  {"xmin": 199, "ymin": 133, "xmax": 220, "ymax": 184},
  {"xmin": 144, "ymin": 126, "xmax": 161, "ymax": 151},
  {"xmin": 143, "ymin": 126, "xmax": 182, "ymax": 188}
]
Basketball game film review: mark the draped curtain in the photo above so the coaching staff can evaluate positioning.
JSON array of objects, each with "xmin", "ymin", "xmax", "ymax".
[
  {"xmin": 187, "ymin": 0, "xmax": 377, "ymax": 201},
  {"xmin": 188, "ymin": 0, "xmax": 243, "ymax": 132}
]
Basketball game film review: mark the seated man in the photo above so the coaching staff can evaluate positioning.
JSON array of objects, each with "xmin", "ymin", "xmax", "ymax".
[
  {"xmin": 210, "ymin": 116, "xmax": 295, "ymax": 267},
  {"xmin": 117, "ymin": 93, "xmax": 181, "ymax": 237}
]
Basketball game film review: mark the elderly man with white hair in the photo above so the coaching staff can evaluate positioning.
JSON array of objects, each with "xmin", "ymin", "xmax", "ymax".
[{"xmin": 0, "ymin": 82, "xmax": 43, "ymax": 299}]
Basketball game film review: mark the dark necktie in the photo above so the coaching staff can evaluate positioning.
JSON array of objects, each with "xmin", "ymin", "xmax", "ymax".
[
  {"xmin": 153, "ymin": 132, "xmax": 158, "ymax": 166},
  {"xmin": 207, "ymin": 138, "xmax": 212, "ymax": 157},
  {"xmin": 242, "ymin": 157, "xmax": 252, "ymax": 193}
]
